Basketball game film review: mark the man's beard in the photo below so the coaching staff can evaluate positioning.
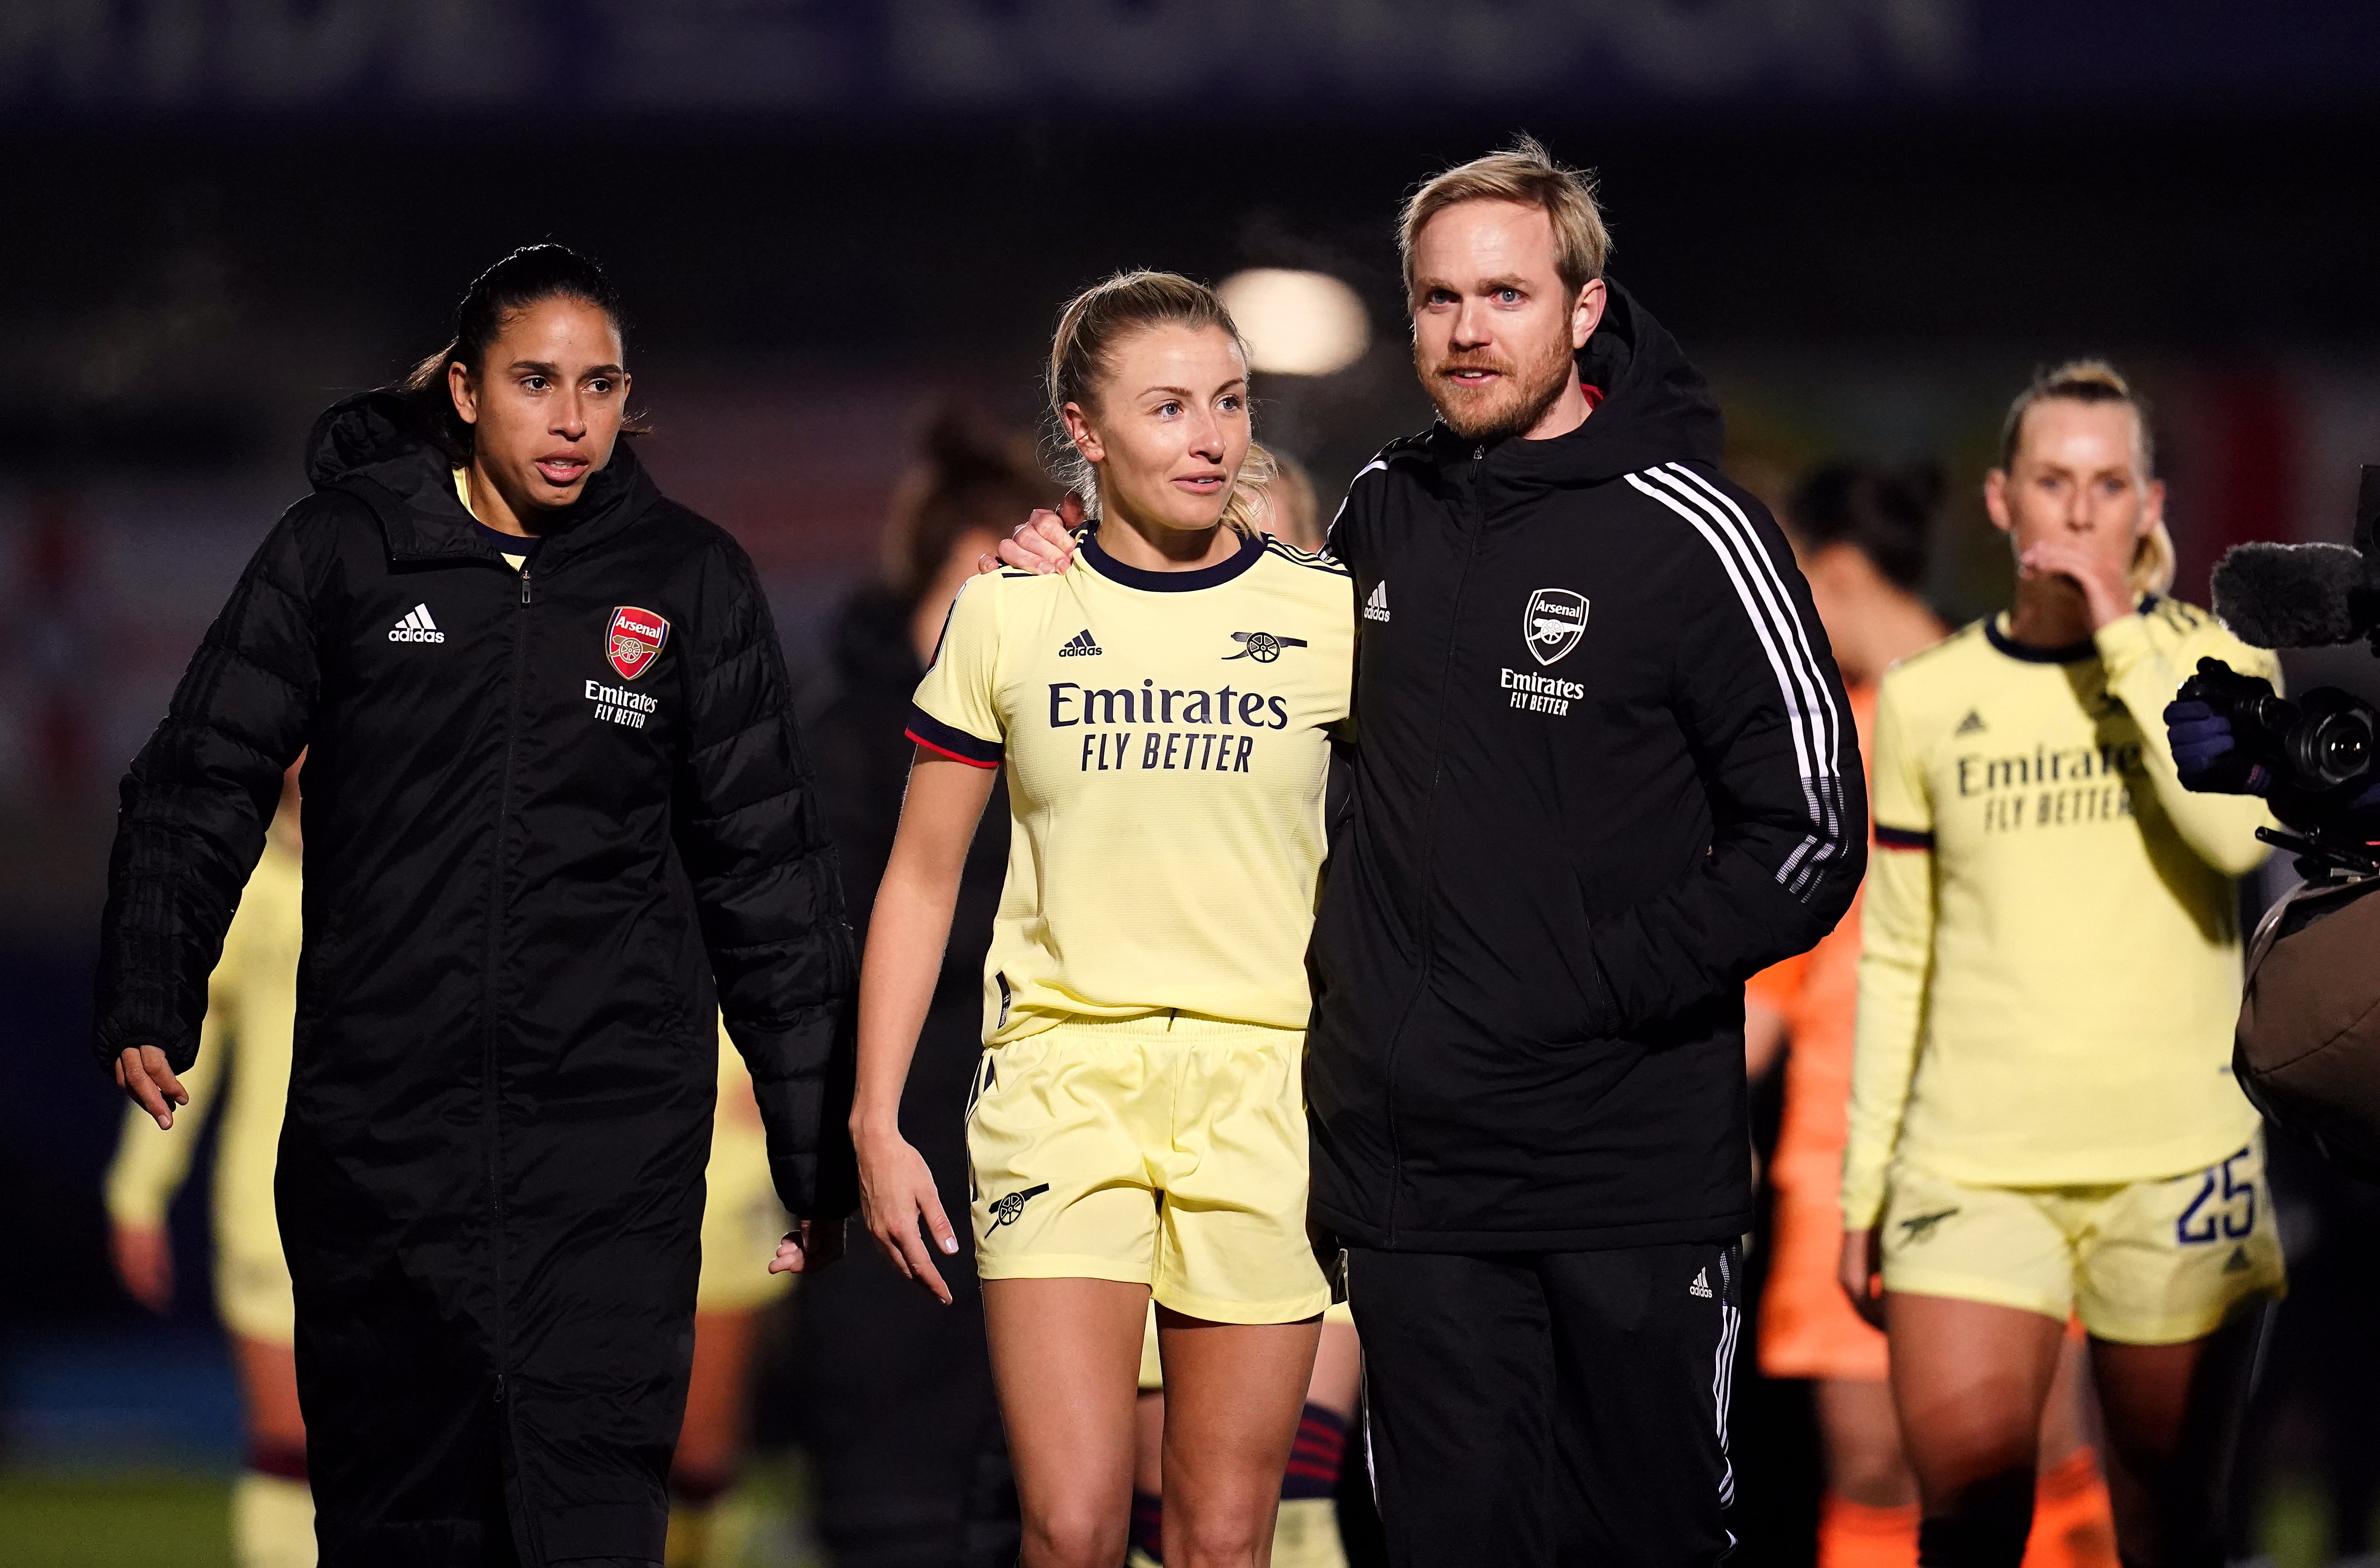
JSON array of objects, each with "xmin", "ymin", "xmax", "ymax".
[{"xmin": 1417, "ymin": 326, "xmax": 1579, "ymax": 443}]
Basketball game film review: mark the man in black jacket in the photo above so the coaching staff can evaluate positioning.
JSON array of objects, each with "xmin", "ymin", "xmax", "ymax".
[
  {"xmin": 1310, "ymin": 140, "xmax": 1862, "ymax": 1567},
  {"xmin": 99, "ymin": 248, "xmax": 855, "ymax": 1567},
  {"xmin": 998, "ymin": 141, "xmax": 1861, "ymax": 1566}
]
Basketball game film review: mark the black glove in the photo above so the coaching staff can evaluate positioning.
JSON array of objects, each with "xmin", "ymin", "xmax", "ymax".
[{"xmin": 2164, "ymin": 696, "xmax": 2270, "ymax": 796}]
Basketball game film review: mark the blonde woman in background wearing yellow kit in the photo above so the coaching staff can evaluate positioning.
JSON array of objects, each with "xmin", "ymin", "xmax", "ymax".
[{"xmin": 1841, "ymin": 363, "xmax": 2285, "ymax": 1568}]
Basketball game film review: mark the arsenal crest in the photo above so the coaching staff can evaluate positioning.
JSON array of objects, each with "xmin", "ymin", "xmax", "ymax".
[
  {"xmin": 1523, "ymin": 588, "xmax": 1588, "ymax": 666},
  {"xmin": 606, "ymin": 605, "xmax": 670, "ymax": 681}
]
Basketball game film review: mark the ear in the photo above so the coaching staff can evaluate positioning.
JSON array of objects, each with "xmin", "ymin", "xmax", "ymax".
[
  {"xmin": 1570, "ymin": 278, "xmax": 1607, "ymax": 350},
  {"xmin": 2141, "ymin": 475, "xmax": 2167, "ymax": 537},
  {"xmin": 448, "ymin": 359, "xmax": 481, "ymax": 428},
  {"xmin": 1983, "ymin": 469, "xmax": 2013, "ymax": 536},
  {"xmin": 1061, "ymin": 401, "xmax": 1104, "ymax": 465}
]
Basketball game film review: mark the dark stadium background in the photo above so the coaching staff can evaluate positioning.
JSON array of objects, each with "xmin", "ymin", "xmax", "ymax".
[{"xmin": 4, "ymin": 5, "xmax": 2380, "ymax": 1564}]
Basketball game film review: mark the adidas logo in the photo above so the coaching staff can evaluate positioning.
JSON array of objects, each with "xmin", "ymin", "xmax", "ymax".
[
  {"xmin": 1955, "ymin": 710, "xmax": 1985, "ymax": 735},
  {"xmin": 2223, "ymin": 1245, "xmax": 2253, "ymax": 1275},
  {"xmin": 1058, "ymin": 629, "xmax": 1103, "ymax": 657},
  {"xmin": 1688, "ymin": 1267, "xmax": 1713, "ymax": 1299},
  {"xmin": 1362, "ymin": 580, "xmax": 1391, "ymax": 623},
  {"xmin": 389, "ymin": 603, "xmax": 445, "ymax": 644}
]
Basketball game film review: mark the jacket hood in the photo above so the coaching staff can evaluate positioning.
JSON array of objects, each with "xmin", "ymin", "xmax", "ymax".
[
  {"xmin": 1427, "ymin": 280, "xmax": 1724, "ymax": 486},
  {"xmin": 304, "ymin": 388, "xmax": 657, "ymax": 562}
]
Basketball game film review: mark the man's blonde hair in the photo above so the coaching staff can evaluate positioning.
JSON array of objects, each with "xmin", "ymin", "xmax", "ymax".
[{"xmin": 1399, "ymin": 135, "xmax": 1613, "ymax": 300}]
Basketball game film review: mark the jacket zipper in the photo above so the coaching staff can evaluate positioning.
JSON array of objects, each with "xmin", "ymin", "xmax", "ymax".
[
  {"xmin": 1381, "ymin": 444, "xmax": 1488, "ymax": 1245},
  {"xmin": 486, "ymin": 560, "xmax": 533, "ymax": 1401}
]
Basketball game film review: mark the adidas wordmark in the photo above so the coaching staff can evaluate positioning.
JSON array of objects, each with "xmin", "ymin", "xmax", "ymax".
[
  {"xmin": 1362, "ymin": 581, "xmax": 1390, "ymax": 623},
  {"xmin": 1058, "ymin": 628, "xmax": 1103, "ymax": 657},
  {"xmin": 390, "ymin": 604, "xmax": 445, "ymax": 644}
]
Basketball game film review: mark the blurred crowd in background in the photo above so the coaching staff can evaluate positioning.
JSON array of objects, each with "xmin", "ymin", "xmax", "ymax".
[{"xmin": 6, "ymin": 3, "xmax": 2380, "ymax": 1565}]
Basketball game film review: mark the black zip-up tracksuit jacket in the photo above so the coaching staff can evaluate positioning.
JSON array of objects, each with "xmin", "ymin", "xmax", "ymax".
[
  {"xmin": 94, "ymin": 392, "xmax": 856, "ymax": 1566},
  {"xmin": 1308, "ymin": 284, "xmax": 1864, "ymax": 1253}
]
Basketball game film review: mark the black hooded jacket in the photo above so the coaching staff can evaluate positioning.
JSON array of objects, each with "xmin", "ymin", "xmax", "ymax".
[
  {"xmin": 1307, "ymin": 284, "xmax": 1864, "ymax": 1252},
  {"xmin": 94, "ymin": 391, "xmax": 856, "ymax": 1565}
]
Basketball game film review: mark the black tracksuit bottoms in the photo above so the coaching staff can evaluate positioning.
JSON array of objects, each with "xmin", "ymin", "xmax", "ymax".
[{"xmin": 1347, "ymin": 1241, "xmax": 1742, "ymax": 1568}]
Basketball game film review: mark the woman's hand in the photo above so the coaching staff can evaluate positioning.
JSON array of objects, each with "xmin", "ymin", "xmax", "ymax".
[
  {"xmin": 1838, "ymin": 1227, "xmax": 1885, "ymax": 1329},
  {"xmin": 976, "ymin": 493, "xmax": 1084, "ymax": 576},
  {"xmin": 854, "ymin": 1126, "xmax": 960, "ymax": 1305},
  {"xmin": 2017, "ymin": 536, "xmax": 2134, "ymax": 631},
  {"xmin": 768, "ymin": 1217, "xmax": 845, "ymax": 1277},
  {"xmin": 114, "ymin": 1044, "xmax": 188, "ymax": 1131}
]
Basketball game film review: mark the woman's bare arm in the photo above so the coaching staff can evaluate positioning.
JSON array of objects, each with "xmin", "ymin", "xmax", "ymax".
[{"xmin": 837, "ymin": 749, "xmax": 999, "ymax": 1302}]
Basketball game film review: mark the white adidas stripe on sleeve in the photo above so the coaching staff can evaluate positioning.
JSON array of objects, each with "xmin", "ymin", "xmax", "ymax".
[{"xmin": 1623, "ymin": 466, "xmax": 1850, "ymax": 900}]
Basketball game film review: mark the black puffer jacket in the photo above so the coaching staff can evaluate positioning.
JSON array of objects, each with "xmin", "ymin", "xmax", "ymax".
[
  {"xmin": 95, "ymin": 391, "xmax": 856, "ymax": 1565},
  {"xmin": 1308, "ymin": 284, "xmax": 1862, "ymax": 1253}
]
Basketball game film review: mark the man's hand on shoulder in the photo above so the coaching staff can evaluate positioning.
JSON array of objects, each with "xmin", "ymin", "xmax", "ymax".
[
  {"xmin": 114, "ymin": 1044, "xmax": 187, "ymax": 1131},
  {"xmin": 976, "ymin": 493, "xmax": 1083, "ymax": 577}
]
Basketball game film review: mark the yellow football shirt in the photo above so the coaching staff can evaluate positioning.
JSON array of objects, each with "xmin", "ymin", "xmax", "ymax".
[
  {"xmin": 1842, "ymin": 599, "xmax": 2276, "ymax": 1228},
  {"xmin": 106, "ymin": 830, "xmax": 303, "ymax": 1339},
  {"xmin": 908, "ymin": 526, "xmax": 1355, "ymax": 1042}
]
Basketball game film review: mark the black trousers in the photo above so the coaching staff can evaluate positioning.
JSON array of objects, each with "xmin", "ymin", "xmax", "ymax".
[{"xmin": 1347, "ymin": 1241, "xmax": 1741, "ymax": 1568}]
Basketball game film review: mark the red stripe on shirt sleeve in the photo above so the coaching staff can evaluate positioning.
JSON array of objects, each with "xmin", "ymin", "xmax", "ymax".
[{"xmin": 904, "ymin": 705, "xmax": 1003, "ymax": 768}]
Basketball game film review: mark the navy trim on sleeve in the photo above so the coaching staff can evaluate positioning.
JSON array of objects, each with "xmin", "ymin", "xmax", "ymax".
[
  {"xmin": 1874, "ymin": 824, "xmax": 1935, "ymax": 851},
  {"xmin": 904, "ymin": 705, "xmax": 1002, "ymax": 769}
]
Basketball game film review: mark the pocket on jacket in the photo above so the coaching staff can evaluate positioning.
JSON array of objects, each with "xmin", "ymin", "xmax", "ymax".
[{"xmin": 1427, "ymin": 863, "xmax": 1616, "ymax": 1048}]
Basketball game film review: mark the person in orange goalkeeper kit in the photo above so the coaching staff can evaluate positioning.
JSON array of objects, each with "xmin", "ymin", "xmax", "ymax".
[{"xmin": 1744, "ymin": 462, "xmax": 2117, "ymax": 1568}]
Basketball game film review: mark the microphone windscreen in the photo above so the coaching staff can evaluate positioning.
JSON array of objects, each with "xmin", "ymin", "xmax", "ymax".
[{"xmin": 2213, "ymin": 542, "xmax": 2367, "ymax": 647}]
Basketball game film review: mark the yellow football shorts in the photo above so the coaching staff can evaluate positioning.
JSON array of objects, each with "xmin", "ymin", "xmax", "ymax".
[
  {"xmin": 968, "ymin": 1015, "xmax": 1331, "ymax": 1325},
  {"xmin": 1880, "ymin": 1137, "xmax": 2286, "ymax": 1344}
]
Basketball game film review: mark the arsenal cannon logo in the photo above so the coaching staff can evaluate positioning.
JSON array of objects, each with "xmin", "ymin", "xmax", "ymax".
[
  {"xmin": 606, "ymin": 605, "xmax": 670, "ymax": 681},
  {"xmin": 1522, "ymin": 588, "xmax": 1589, "ymax": 666}
]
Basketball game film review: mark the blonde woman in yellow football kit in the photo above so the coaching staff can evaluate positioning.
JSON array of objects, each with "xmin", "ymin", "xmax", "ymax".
[
  {"xmin": 1842, "ymin": 363, "xmax": 2285, "ymax": 1568},
  {"xmin": 802, "ymin": 270, "xmax": 1354, "ymax": 1568}
]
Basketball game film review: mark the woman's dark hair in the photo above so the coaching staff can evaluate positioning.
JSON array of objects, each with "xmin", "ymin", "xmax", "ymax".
[
  {"xmin": 883, "ymin": 404, "xmax": 1059, "ymax": 606},
  {"xmin": 1785, "ymin": 460, "xmax": 1942, "ymax": 594},
  {"xmin": 401, "ymin": 244, "xmax": 630, "ymax": 460}
]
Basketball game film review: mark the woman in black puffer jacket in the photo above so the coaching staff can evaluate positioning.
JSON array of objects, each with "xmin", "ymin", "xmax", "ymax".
[{"xmin": 98, "ymin": 245, "xmax": 855, "ymax": 1567}]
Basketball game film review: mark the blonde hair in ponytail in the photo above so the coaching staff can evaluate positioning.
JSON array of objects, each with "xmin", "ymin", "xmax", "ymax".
[
  {"xmin": 1998, "ymin": 357, "xmax": 2174, "ymax": 598},
  {"xmin": 1046, "ymin": 269, "xmax": 1273, "ymax": 538}
]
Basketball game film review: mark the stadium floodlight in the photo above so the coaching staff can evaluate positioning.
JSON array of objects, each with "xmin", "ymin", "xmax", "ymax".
[{"xmin": 1217, "ymin": 269, "xmax": 1370, "ymax": 378}]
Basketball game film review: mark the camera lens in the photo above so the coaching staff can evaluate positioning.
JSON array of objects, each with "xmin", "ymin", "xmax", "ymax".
[{"xmin": 2293, "ymin": 709, "xmax": 2376, "ymax": 789}]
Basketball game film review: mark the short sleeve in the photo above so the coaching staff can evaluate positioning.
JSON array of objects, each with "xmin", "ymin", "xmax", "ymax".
[
  {"xmin": 905, "ymin": 576, "xmax": 1005, "ymax": 768},
  {"xmin": 1868, "ymin": 675, "xmax": 1933, "ymax": 848}
]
